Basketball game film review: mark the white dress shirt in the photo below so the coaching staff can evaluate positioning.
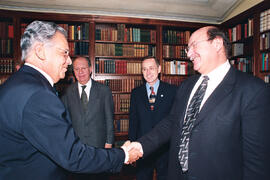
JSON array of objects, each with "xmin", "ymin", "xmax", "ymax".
[
  {"xmin": 77, "ymin": 79, "xmax": 92, "ymax": 100},
  {"xmin": 187, "ymin": 60, "xmax": 231, "ymax": 111}
]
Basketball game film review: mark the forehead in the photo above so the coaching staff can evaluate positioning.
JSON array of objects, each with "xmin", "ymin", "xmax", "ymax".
[
  {"xmin": 142, "ymin": 58, "xmax": 157, "ymax": 67},
  {"xmin": 189, "ymin": 28, "xmax": 208, "ymax": 43},
  {"xmin": 73, "ymin": 58, "xmax": 88, "ymax": 67}
]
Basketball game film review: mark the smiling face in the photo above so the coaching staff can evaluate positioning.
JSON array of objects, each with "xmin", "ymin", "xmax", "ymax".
[
  {"xmin": 186, "ymin": 27, "xmax": 220, "ymax": 75},
  {"xmin": 73, "ymin": 57, "xmax": 91, "ymax": 85},
  {"xmin": 43, "ymin": 31, "xmax": 72, "ymax": 83},
  {"xmin": 142, "ymin": 58, "xmax": 161, "ymax": 86}
]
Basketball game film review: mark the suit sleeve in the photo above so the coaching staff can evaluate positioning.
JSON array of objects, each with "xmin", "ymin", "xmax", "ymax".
[
  {"xmin": 242, "ymin": 84, "xmax": 270, "ymax": 179},
  {"xmin": 22, "ymin": 90, "xmax": 125, "ymax": 173},
  {"xmin": 128, "ymin": 90, "xmax": 138, "ymax": 141},
  {"xmin": 104, "ymin": 87, "xmax": 114, "ymax": 145}
]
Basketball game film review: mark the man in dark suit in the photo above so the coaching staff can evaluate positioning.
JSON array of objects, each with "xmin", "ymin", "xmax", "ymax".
[
  {"xmin": 127, "ymin": 26, "xmax": 270, "ymax": 180},
  {"xmin": 61, "ymin": 56, "xmax": 114, "ymax": 179},
  {"xmin": 0, "ymin": 20, "xmax": 141, "ymax": 180},
  {"xmin": 128, "ymin": 57, "xmax": 177, "ymax": 180}
]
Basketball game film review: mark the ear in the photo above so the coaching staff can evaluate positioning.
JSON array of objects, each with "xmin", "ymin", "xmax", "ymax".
[
  {"xmin": 158, "ymin": 65, "xmax": 161, "ymax": 73},
  {"xmin": 213, "ymin": 37, "xmax": 223, "ymax": 53},
  {"xmin": 34, "ymin": 43, "xmax": 46, "ymax": 60}
]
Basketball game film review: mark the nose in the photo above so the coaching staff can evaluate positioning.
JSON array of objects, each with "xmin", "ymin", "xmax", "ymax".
[{"xmin": 67, "ymin": 56, "xmax": 72, "ymax": 65}]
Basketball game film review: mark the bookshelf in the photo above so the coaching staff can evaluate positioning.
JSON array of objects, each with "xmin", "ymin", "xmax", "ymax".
[
  {"xmin": 226, "ymin": 17, "xmax": 254, "ymax": 74},
  {"xmin": 259, "ymin": 8, "xmax": 270, "ymax": 84},
  {"xmin": 161, "ymin": 26, "xmax": 195, "ymax": 85},
  {"xmin": 221, "ymin": 0, "xmax": 270, "ymax": 83},
  {"xmin": 0, "ymin": 16, "xmax": 14, "ymax": 85}
]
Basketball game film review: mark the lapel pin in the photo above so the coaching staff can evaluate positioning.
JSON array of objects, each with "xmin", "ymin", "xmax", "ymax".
[{"xmin": 161, "ymin": 94, "xmax": 164, "ymax": 97}]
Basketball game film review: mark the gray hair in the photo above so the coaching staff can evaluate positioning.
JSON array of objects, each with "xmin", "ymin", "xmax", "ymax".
[{"xmin": 20, "ymin": 20, "xmax": 67, "ymax": 61}]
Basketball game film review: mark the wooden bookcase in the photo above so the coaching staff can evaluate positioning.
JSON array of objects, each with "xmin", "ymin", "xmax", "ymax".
[
  {"xmin": 1, "ymin": 1, "xmax": 269, "ymax": 179},
  {"xmin": 221, "ymin": 0, "xmax": 270, "ymax": 83},
  {"xmin": 0, "ymin": 16, "xmax": 14, "ymax": 85}
]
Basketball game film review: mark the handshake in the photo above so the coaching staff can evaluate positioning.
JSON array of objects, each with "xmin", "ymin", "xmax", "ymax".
[{"xmin": 121, "ymin": 140, "xmax": 143, "ymax": 164}]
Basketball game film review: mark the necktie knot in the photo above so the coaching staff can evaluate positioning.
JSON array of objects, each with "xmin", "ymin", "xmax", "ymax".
[{"xmin": 82, "ymin": 85, "xmax": 86, "ymax": 91}]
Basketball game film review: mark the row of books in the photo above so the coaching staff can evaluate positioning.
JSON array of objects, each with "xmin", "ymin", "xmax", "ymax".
[
  {"xmin": 231, "ymin": 43, "xmax": 244, "ymax": 57},
  {"xmin": 21, "ymin": 23, "xmax": 90, "ymax": 41},
  {"xmin": 260, "ymin": 8, "xmax": 270, "ymax": 32},
  {"xmin": 95, "ymin": 59, "xmax": 142, "ymax": 74},
  {"xmin": 0, "ymin": 59, "xmax": 13, "ymax": 74},
  {"xmin": 97, "ymin": 78, "xmax": 143, "ymax": 92},
  {"xmin": 96, "ymin": 24, "xmax": 156, "ymax": 43},
  {"xmin": 66, "ymin": 23, "xmax": 90, "ymax": 40},
  {"xmin": 261, "ymin": 52, "xmax": 269, "ymax": 71},
  {"xmin": 114, "ymin": 118, "xmax": 129, "ymax": 133},
  {"xmin": 0, "ymin": 39, "xmax": 13, "ymax": 57},
  {"xmin": 163, "ymin": 30, "xmax": 190, "ymax": 44},
  {"xmin": 163, "ymin": 45, "xmax": 188, "ymax": 59},
  {"xmin": 68, "ymin": 42, "xmax": 89, "ymax": 56},
  {"xmin": 0, "ymin": 22, "xmax": 13, "ymax": 38},
  {"xmin": 260, "ymin": 32, "xmax": 270, "ymax": 51},
  {"xmin": 162, "ymin": 60, "xmax": 194, "ymax": 75},
  {"xmin": 112, "ymin": 94, "xmax": 131, "ymax": 113},
  {"xmin": 230, "ymin": 57, "xmax": 253, "ymax": 73},
  {"xmin": 227, "ymin": 18, "xmax": 253, "ymax": 42},
  {"xmin": 95, "ymin": 43, "xmax": 156, "ymax": 57},
  {"xmin": 162, "ymin": 76, "xmax": 188, "ymax": 86}
]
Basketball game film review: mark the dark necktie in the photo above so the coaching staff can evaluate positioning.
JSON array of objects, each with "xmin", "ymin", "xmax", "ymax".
[
  {"xmin": 81, "ymin": 85, "xmax": 88, "ymax": 113},
  {"xmin": 149, "ymin": 86, "xmax": 156, "ymax": 111},
  {"xmin": 178, "ymin": 76, "xmax": 209, "ymax": 172}
]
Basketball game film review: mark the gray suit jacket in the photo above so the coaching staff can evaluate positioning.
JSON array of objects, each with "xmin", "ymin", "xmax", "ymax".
[{"xmin": 61, "ymin": 79, "xmax": 114, "ymax": 148}]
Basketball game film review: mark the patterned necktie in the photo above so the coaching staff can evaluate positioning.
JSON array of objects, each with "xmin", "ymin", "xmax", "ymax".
[
  {"xmin": 149, "ymin": 86, "xmax": 156, "ymax": 111},
  {"xmin": 178, "ymin": 76, "xmax": 209, "ymax": 172},
  {"xmin": 81, "ymin": 85, "xmax": 88, "ymax": 113}
]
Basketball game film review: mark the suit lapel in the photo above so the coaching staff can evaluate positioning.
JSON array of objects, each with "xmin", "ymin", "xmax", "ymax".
[
  {"xmin": 194, "ymin": 67, "xmax": 235, "ymax": 127},
  {"xmin": 88, "ymin": 80, "xmax": 98, "ymax": 113},
  {"xmin": 178, "ymin": 76, "xmax": 200, "ymax": 130},
  {"xmin": 139, "ymin": 84, "xmax": 150, "ymax": 110}
]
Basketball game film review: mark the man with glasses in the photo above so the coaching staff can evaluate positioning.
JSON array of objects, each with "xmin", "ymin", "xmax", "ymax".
[
  {"xmin": 127, "ymin": 26, "xmax": 270, "ymax": 180},
  {"xmin": 61, "ymin": 56, "xmax": 114, "ymax": 180},
  {"xmin": 0, "ymin": 20, "xmax": 142, "ymax": 180},
  {"xmin": 128, "ymin": 56, "xmax": 177, "ymax": 180}
]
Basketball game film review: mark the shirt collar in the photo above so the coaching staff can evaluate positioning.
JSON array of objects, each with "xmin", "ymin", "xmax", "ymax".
[
  {"xmin": 201, "ymin": 60, "xmax": 230, "ymax": 83},
  {"xmin": 25, "ymin": 62, "xmax": 54, "ymax": 87},
  {"xmin": 78, "ymin": 78, "xmax": 92, "ymax": 89},
  {"xmin": 146, "ymin": 79, "xmax": 160, "ymax": 94}
]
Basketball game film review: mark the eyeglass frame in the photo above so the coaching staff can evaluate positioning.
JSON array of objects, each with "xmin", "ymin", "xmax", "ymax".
[{"xmin": 185, "ymin": 39, "xmax": 210, "ymax": 54}]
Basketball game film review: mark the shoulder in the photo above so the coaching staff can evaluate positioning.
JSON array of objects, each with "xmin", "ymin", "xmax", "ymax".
[
  {"xmin": 131, "ymin": 84, "xmax": 145, "ymax": 95},
  {"xmin": 92, "ymin": 80, "xmax": 112, "ymax": 93}
]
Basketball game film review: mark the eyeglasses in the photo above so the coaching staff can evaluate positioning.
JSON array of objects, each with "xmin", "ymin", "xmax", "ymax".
[
  {"xmin": 142, "ymin": 67, "xmax": 158, "ymax": 72},
  {"xmin": 185, "ymin": 39, "xmax": 209, "ymax": 54},
  {"xmin": 55, "ymin": 47, "xmax": 70, "ymax": 59}
]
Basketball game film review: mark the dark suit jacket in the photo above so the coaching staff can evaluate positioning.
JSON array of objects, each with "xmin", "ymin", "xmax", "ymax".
[
  {"xmin": 61, "ymin": 80, "xmax": 114, "ymax": 148},
  {"xmin": 129, "ymin": 81, "xmax": 177, "ymax": 141},
  {"xmin": 0, "ymin": 65, "xmax": 125, "ymax": 180},
  {"xmin": 138, "ymin": 67, "xmax": 270, "ymax": 180}
]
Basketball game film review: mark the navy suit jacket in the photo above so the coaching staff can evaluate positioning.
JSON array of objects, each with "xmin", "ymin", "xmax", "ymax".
[
  {"xmin": 138, "ymin": 67, "xmax": 270, "ymax": 180},
  {"xmin": 128, "ymin": 81, "xmax": 177, "ymax": 141},
  {"xmin": 0, "ymin": 65, "xmax": 125, "ymax": 180}
]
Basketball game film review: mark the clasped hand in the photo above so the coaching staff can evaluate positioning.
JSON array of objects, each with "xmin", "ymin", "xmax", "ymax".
[{"xmin": 121, "ymin": 140, "xmax": 143, "ymax": 164}]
